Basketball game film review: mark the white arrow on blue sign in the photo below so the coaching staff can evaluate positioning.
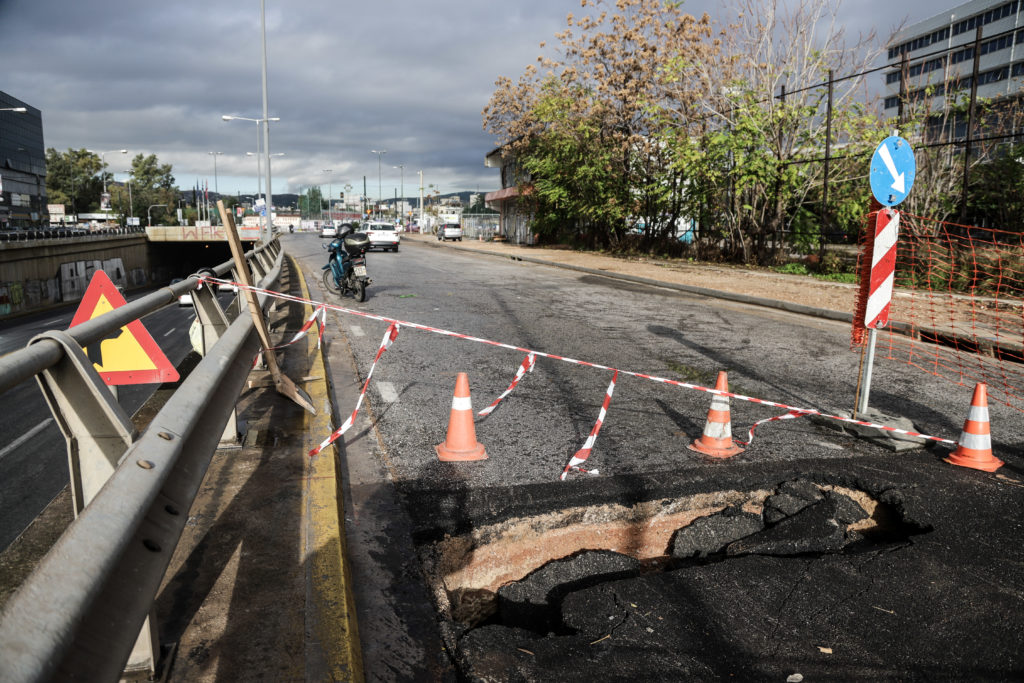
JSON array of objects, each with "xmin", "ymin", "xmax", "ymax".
[{"xmin": 870, "ymin": 135, "xmax": 915, "ymax": 207}]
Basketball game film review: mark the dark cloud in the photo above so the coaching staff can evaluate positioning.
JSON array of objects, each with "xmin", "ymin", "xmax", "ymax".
[{"xmin": 0, "ymin": 0, "xmax": 942, "ymax": 197}]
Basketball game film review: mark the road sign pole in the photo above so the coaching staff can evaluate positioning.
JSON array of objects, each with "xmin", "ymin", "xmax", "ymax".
[
  {"xmin": 857, "ymin": 134, "xmax": 915, "ymax": 417},
  {"xmin": 856, "ymin": 327, "xmax": 878, "ymax": 416}
]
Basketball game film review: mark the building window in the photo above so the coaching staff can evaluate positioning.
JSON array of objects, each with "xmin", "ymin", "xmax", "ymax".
[{"xmin": 953, "ymin": 1, "xmax": 1018, "ymax": 36}]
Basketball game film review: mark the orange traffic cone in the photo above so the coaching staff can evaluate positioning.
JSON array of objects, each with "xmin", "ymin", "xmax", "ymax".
[
  {"xmin": 945, "ymin": 383, "xmax": 1002, "ymax": 472},
  {"xmin": 436, "ymin": 372, "xmax": 488, "ymax": 462},
  {"xmin": 688, "ymin": 371, "xmax": 744, "ymax": 459}
]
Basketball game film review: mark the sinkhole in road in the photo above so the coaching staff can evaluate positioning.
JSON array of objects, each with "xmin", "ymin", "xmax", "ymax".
[{"xmin": 419, "ymin": 479, "xmax": 930, "ymax": 628}]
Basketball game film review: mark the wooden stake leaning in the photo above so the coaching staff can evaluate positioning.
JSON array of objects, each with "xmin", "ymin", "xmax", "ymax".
[{"xmin": 217, "ymin": 200, "xmax": 316, "ymax": 414}]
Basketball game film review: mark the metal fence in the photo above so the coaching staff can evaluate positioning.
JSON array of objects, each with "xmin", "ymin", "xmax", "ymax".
[
  {"xmin": 0, "ymin": 238, "xmax": 282, "ymax": 681},
  {"xmin": 460, "ymin": 214, "xmax": 501, "ymax": 240}
]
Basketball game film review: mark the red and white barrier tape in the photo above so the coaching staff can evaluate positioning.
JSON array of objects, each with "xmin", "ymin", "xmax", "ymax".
[
  {"xmin": 737, "ymin": 410, "xmax": 812, "ymax": 446},
  {"xmin": 269, "ymin": 304, "xmax": 326, "ymax": 351},
  {"xmin": 200, "ymin": 277, "xmax": 959, "ymax": 452},
  {"xmin": 478, "ymin": 352, "xmax": 536, "ymax": 417},
  {"xmin": 561, "ymin": 370, "xmax": 618, "ymax": 480},
  {"xmin": 307, "ymin": 322, "xmax": 400, "ymax": 457}
]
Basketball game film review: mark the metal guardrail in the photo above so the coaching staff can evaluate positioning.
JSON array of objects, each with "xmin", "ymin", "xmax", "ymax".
[
  {"xmin": 0, "ymin": 237, "xmax": 283, "ymax": 681},
  {"xmin": 0, "ymin": 227, "xmax": 148, "ymax": 241}
]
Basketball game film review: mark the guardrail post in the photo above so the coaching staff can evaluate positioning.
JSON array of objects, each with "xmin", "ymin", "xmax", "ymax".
[
  {"xmin": 250, "ymin": 254, "xmax": 268, "ymax": 282},
  {"xmin": 30, "ymin": 331, "xmax": 137, "ymax": 514},
  {"xmin": 192, "ymin": 279, "xmax": 240, "ymax": 447},
  {"xmin": 29, "ymin": 330, "xmax": 160, "ymax": 678}
]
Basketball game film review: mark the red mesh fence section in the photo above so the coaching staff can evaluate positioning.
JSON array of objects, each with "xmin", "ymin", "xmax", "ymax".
[{"xmin": 852, "ymin": 212, "xmax": 1024, "ymax": 413}]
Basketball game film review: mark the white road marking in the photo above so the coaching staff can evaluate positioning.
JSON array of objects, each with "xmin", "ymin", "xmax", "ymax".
[
  {"xmin": 0, "ymin": 418, "xmax": 55, "ymax": 461},
  {"xmin": 377, "ymin": 381, "xmax": 399, "ymax": 403},
  {"xmin": 164, "ymin": 328, "xmax": 175, "ymax": 337},
  {"xmin": 349, "ymin": 325, "xmax": 365, "ymax": 337}
]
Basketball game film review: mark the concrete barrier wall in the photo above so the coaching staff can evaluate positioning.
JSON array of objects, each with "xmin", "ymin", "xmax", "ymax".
[{"xmin": 0, "ymin": 234, "xmax": 203, "ymax": 319}]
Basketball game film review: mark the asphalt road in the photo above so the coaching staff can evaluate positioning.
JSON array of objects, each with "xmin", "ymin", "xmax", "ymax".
[
  {"xmin": 286, "ymin": 232, "xmax": 1021, "ymax": 486},
  {"xmin": 0, "ymin": 293, "xmax": 221, "ymax": 549},
  {"xmin": 286, "ymin": 232, "xmax": 1024, "ymax": 680}
]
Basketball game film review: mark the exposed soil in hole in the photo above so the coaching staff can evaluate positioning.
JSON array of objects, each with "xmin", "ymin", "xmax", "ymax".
[{"xmin": 419, "ymin": 479, "xmax": 929, "ymax": 629}]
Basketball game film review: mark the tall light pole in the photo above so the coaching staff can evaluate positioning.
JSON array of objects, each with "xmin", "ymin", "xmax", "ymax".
[
  {"xmin": 208, "ymin": 151, "xmax": 223, "ymax": 196},
  {"xmin": 418, "ymin": 170, "xmax": 424, "ymax": 227},
  {"xmin": 393, "ymin": 164, "xmax": 405, "ymax": 223},
  {"xmin": 121, "ymin": 170, "xmax": 133, "ymax": 221},
  {"xmin": 223, "ymin": 114, "xmax": 280, "ymax": 241},
  {"xmin": 371, "ymin": 149, "xmax": 386, "ymax": 216},
  {"xmin": 245, "ymin": 151, "xmax": 263, "ymax": 203},
  {"xmin": 321, "ymin": 169, "xmax": 334, "ymax": 224},
  {"xmin": 88, "ymin": 148, "xmax": 127, "ymax": 199},
  {"xmin": 259, "ymin": 0, "xmax": 274, "ymax": 244}
]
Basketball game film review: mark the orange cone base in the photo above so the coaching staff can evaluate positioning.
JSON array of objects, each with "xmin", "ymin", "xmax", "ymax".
[
  {"xmin": 688, "ymin": 438, "xmax": 744, "ymax": 459},
  {"xmin": 944, "ymin": 450, "xmax": 1003, "ymax": 472},
  {"xmin": 435, "ymin": 442, "xmax": 488, "ymax": 462}
]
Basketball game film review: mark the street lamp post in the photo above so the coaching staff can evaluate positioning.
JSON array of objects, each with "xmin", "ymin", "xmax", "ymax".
[
  {"xmin": 148, "ymin": 204, "xmax": 167, "ymax": 227},
  {"xmin": 208, "ymin": 151, "xmax": 223, "ymax": 224},
  {"xmin": 418, "ymin": 170, "xmax": 424, "ymax": 227},
  {"xmin": 321, "ymin": 169, "xmax": 333, "ymax": 224},
  {"xmin": 88, "ymin": 149, "xmax": 127, "ymax": 210},
  {"xmin": 393, "ymin": 164, "xmax": 405, "ymax": 223},
  {"xmin": 223, "ymin": 114, "xmax": 280, "ymax": 241},
  {"xmin": 96, "ymin": 149, "xmax": 127, "ymax": 195},
  {"xmin": 371, "ymin": 149, "xmax": 386, "ymax": 217},
  {"xmin": 121, "ymin": 171, "xmax": 133, "ymax": 222}
]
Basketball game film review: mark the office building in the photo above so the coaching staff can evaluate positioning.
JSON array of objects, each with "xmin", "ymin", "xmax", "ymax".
[
  {"xmin": 884, "ymin": 0, "xmax": 1024, "ymax": 114},
  {"xmin": 0, "ymin": 91, "xmax": 47, "ymax": 229}
]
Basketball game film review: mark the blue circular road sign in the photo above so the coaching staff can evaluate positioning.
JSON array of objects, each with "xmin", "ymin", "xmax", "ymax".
[{"xmin": 870, "ymin": 136, "xmax": 916, "ymax": 207}]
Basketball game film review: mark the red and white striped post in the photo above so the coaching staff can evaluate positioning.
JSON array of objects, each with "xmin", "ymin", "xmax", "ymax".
[{"xmin": 857, "ymin": 206, "xmax": 900, "ymax": 415}]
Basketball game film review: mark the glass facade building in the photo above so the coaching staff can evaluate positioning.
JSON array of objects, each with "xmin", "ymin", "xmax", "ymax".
[{"xmin": 0, "ymin": 91, "xmax": 47, "ymax": 229}]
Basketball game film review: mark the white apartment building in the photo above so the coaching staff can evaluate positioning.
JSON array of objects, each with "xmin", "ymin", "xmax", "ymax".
[{"xmin": 884, "ymin": 0, "xmax": 1024, "ymax": 115}]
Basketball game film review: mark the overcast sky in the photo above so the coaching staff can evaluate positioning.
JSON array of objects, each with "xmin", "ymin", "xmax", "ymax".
[{"xmin": 0, "ymin": 0, "xmax": 949, "ymax": 200}]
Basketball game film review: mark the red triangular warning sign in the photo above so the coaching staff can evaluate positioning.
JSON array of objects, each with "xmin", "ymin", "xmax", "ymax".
[{"xmin": 69, "ymin": 270, "xmax": 180, "ymax": 386}]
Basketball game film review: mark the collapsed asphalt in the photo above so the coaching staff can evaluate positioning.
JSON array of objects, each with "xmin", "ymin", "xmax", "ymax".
[{"xmin": 435, "ymin": 456, "xmax": 1024, "ymax": 681}]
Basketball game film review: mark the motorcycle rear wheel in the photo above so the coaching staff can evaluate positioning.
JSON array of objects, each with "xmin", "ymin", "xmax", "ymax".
[
  {"xmin": 354, "ymin": 279, "xmax": 367, "ymax": 302},
  {"xmin": 322, "ymin": 269, "xmax": 340, "ymax": 293}
]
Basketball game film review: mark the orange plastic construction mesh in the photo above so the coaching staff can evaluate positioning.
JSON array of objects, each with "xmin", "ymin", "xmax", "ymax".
[{"xmin": 851, "ymin": 212, "xmax": 1024, "ymax": 413}]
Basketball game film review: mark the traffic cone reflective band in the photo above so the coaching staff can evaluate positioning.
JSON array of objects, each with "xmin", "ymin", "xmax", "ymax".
[
  {"xmin": 945, "ymin": 383, "xmax": 1002, "ymax": 472},
  {"xmin": 436, "ymin": 372, "xmax": 488, "ymax": 462},
  {"xmin": 688, "ymin": 371, "xmax": 744, "ymax": 458}
]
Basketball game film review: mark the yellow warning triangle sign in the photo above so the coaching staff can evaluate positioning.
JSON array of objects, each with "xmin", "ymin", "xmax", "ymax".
[{"xmin": 69, "ymin": 270, "xmax": 180, "ymax": 386}]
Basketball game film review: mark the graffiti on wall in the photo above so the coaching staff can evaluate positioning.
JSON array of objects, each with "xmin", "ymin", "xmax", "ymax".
[{"xmin": 0, "ymin": 257, "xmax": 135, "ymax": 318}]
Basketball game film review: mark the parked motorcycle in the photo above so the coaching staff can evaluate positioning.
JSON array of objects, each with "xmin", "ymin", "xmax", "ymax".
[{"xmin": 322, "ymin": 226, "xmax": 371, "ymax": 302}]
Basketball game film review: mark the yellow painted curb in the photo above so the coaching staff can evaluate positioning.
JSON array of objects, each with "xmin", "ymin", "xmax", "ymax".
[{"xmin": 293, "ymin": 256, "xmax": 364, "ymax": 682}]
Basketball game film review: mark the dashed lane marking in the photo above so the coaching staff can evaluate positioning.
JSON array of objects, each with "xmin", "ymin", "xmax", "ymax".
[{"xmin": 0, "ymin": 419, "xmax": 54, "ymax": 461}]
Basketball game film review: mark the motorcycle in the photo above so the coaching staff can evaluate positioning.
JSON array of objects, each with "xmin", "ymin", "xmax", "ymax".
[{"xmin": 322, "ymin": 229, "xmax": 371, "ymax": 302}]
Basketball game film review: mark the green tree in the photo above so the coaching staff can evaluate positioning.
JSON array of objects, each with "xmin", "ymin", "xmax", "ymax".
[
  {"xmin": 484, "ymin": 0, "xmax": 716, "ymax": 248},
  {"xmin": 300, "ymin": 186, "xmax": 324, "ymax": 219},
  {"xmin": 45, "ymin": 148, "xmax": 104, "ymax": 214},
  {"xmin": 128, "ymin": 153, "xmax": 177, "ymax": 224},
  {"xmin": 967, "ymin": 143, "xmax": 1024, "ymax": 232}
]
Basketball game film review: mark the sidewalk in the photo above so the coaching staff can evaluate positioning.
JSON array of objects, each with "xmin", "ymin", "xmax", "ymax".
[{"xmin": 154, "ymin": 256, "xmax": 360, "ymax": 681}]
